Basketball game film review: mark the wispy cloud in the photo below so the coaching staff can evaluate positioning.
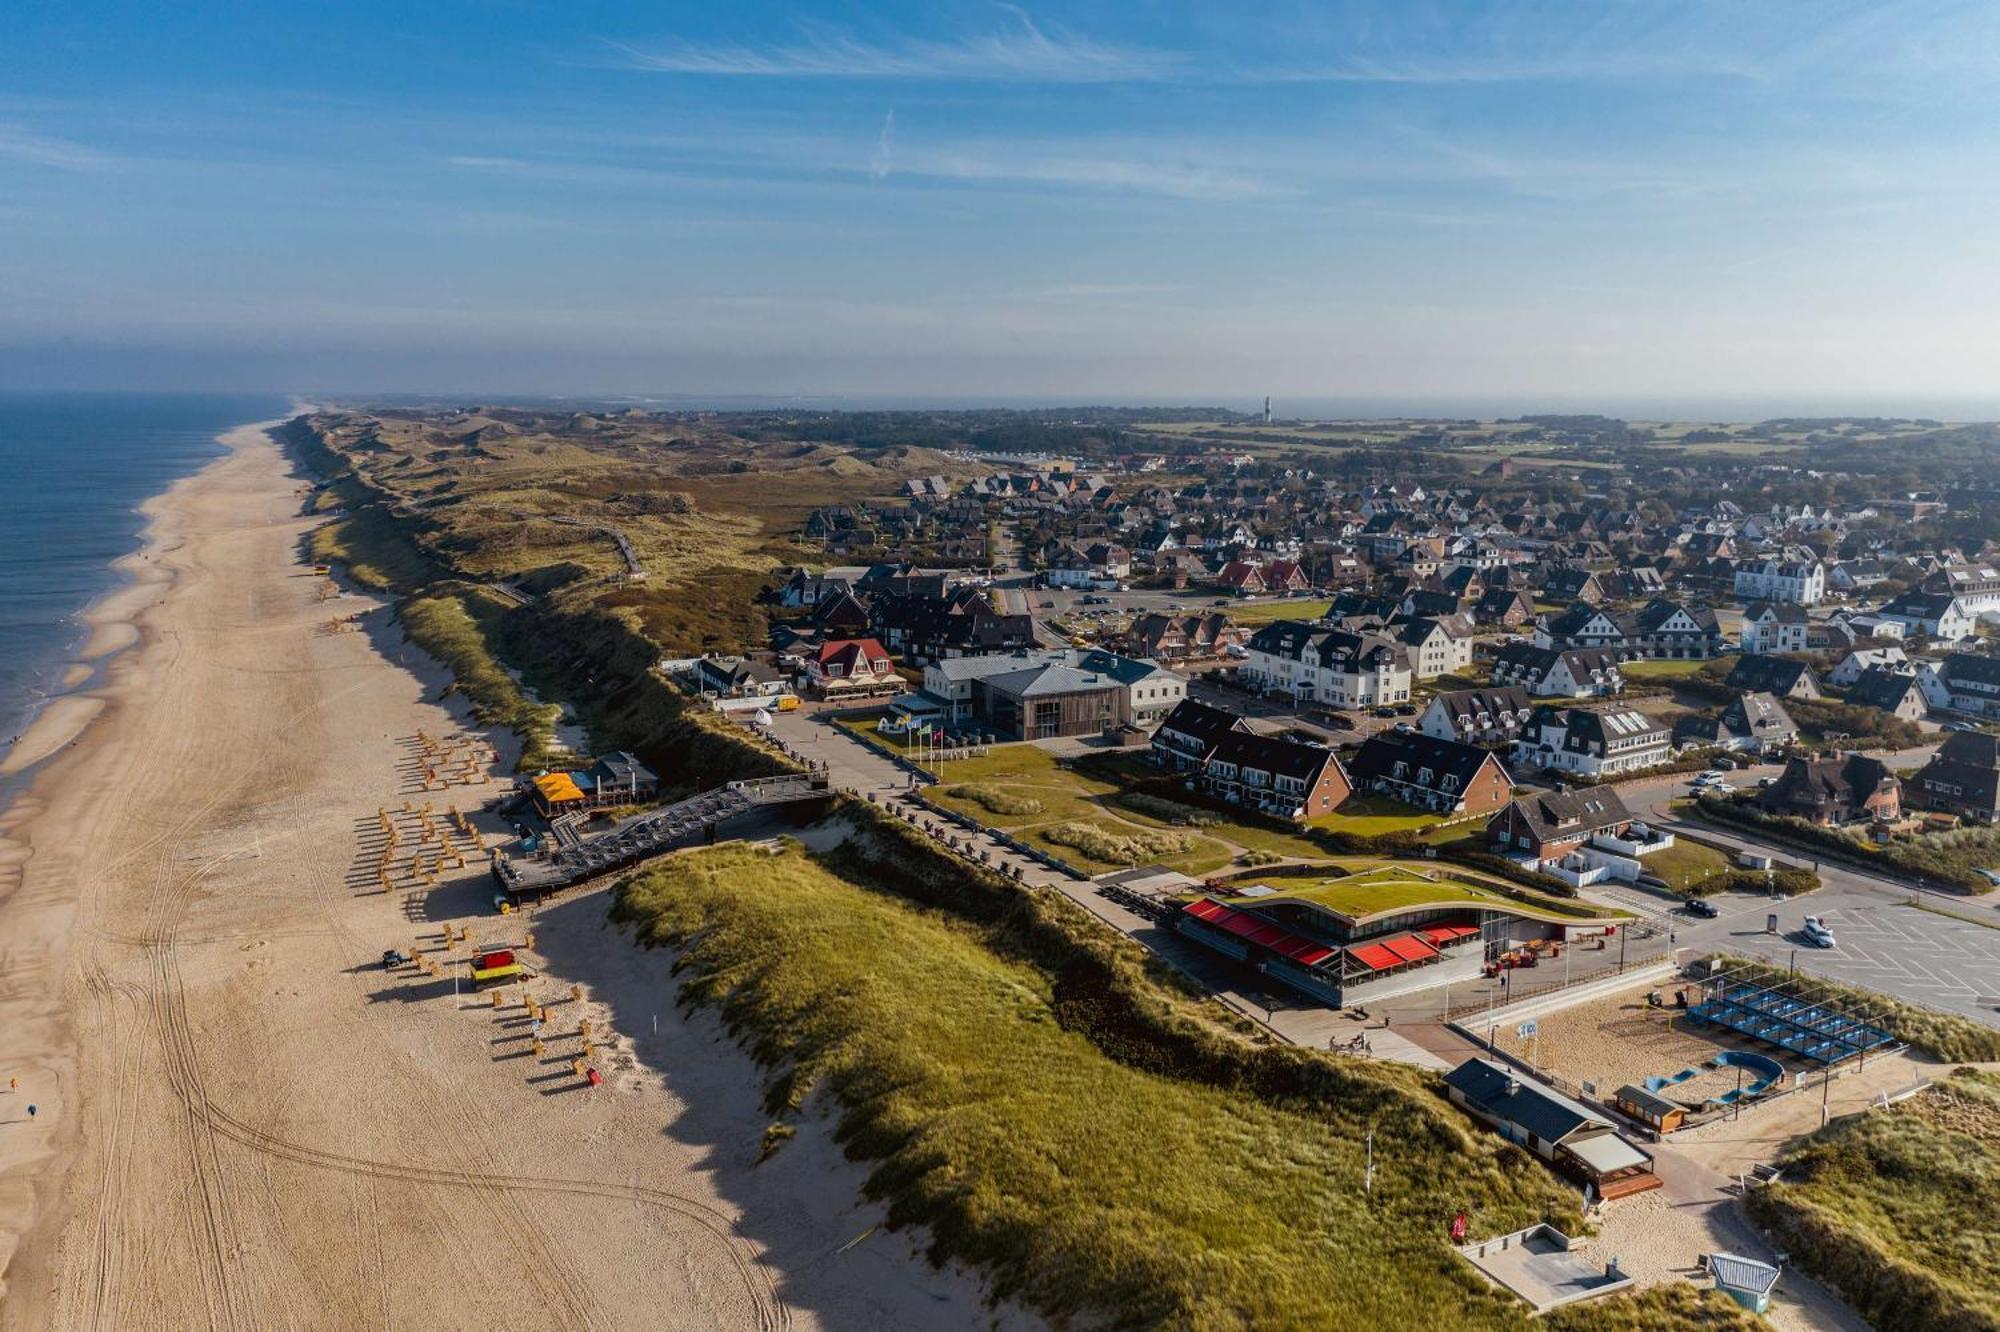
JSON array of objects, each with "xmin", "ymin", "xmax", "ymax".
[
  {"xmin": 869, "ymin": 110, "xmax": 896, "ymax": 179},
  {"xmin": 610, "ymin": 9, "xmax": 1181, "ymax": 83},
  {"xmin": 1033, "ymin": 283, "xmax": 1185, "ymax": 300},
  {"xmin": 0, "ymin": 124, "xmax": 115, "ymax": 171}
]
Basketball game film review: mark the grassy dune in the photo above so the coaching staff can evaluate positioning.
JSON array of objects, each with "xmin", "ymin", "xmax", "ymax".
[
  {"xmin": 614, "ymin": 838, "xmax": 1745, "ymax": 1331},
  {"xmin": 399, "ymin": 589, "xmax": 564, "ymax": 771},
  {"xmin": 1747, "ymin": 1068, "xmax": 2000, "ymax": 1332}
]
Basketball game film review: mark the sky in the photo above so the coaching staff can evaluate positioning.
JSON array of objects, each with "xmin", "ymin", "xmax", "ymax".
[{"xmin": 5, "ymin": 1, "xmax": 2000, "ymax": 408}]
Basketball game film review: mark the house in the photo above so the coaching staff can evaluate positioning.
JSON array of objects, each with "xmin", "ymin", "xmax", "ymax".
[
  {"xmin": 1044, "ymin": 543, "xmax": 1098, "ymax": 588},
  {"xmin": 1672, "ymin": 692, "xmax": 1798, "ymax": 754},
  {"xmin": 1535, "ymin": 598, "xmax": 1723, "ymax": 659},
  {"xmin": 870, "ymin": 590, "xmax": 1036, "ymax": 663},
  {"xmin": 1828, "ymin": 646, "xmax": 1909, "ymax": 686},
  {"xmin": 1738, "ymin": 602, "xmax": 1810, "ymax": 655},
  {"xmin": 1733, "ymin": 558, "xmax": 1825, "ymax": 606},
  {"xmin": 811, "ymin": 590, "xmax": 870, "ymax": 637},
  {"xmin": 1150, "ymin": 698, "xmax": 1248, "ymax": 771},
  {"xmin": 1394, "ymin": 615, "xmax": 1475, "ymax": 680},
  {"xmin": 1918, "ymin": 652, "xmax": 2000, "ymax": 718},
  {"xmin": 1420, "ymin": 686, "xmax": 1537, "ymax": 747},
  {"xmin": 1124, "ymin": 612, "xmax": 1244, "ymax": 662},
  {"xmin": 1196, "ymin": 731, "xmax": 1352, "ymax": 821},
  {"xmin": 1845, "ymin": 666, "xmax": 1929, "ymax": 722},
  {"xmin": 1443, "ymin": 1059, "xmax": 1659, "ymax": 1199},
  {"xmin": 1514, "ymin": 707, "xmax": 1673, "ymax": 778},
  {"xmin": 802, "ymin": 638, "xmax": 902, "ymax": 699},
  {"xmin": 1083, "ymin": 541, "xmax": 1131, "ymax": 580},
  {"xmin": 1756, "ymin": 753, "xmax": 1901, "ymax": 827},
  {"xmin": 1543, "ymin": 567, "xmax": 1605, "ymax": 604},
  {"xmin": 1472, "ymin": 587, "xmax": 1536, "ymax": 627},
  {"xmin": 1614, "ymin": 1084, "xmax": 1688, "ymax": 1135},
  {"xmin": 1242, "ymin": 621, "xmax": 1414, "ymax": 709},
  {"xmin": 528, "ymin": 751, "xmax": 660, "ymax": 816},
  {"xmin": 1216, "ymin": 560, "xmax": 1270, "ymax": 596},
  {"xmin": 1489, "ymin": 644, "xmax": 1626, "ymax": 698},
  {"xmin": 1877, "ymin": 590, "xmax": 1976, "ymax": 642},
  {"xmin": 1919, "ymin": 563, "xmax": 2000, "ymax": 620},
  {"xmin": 1725, "ymin": 654, "xmax": 1822, "ymax": 700},
  {"xmin": 1346, "ymin": 730, "xmax": 1514, "ymax": 815},
  {"xmin": 1486, "ymin": 787, "xmax": 1635, "ymax": 864},
  {"xmin": 691, "ymin": 653, "xmax": 789, "ymax": 699},
  {"xmin": 1910, "ymin": 731, "xmax": 2000, "ymax": 822}
]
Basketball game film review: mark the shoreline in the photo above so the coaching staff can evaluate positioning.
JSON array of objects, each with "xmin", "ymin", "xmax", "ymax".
[{"xmin": 0, "ymin": 418, "xmax": 288, "ymax": 786}]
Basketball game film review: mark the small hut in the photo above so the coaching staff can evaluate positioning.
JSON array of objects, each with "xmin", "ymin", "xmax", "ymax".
[{"xmin": 1707, "ymin": 1253, "xmax": 1781, "ymax": 1314}]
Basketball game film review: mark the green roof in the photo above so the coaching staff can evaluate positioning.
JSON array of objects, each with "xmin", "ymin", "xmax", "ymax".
[{"xmin": 1229, "ymin": 866, "xmax": 1622, "ymax": 925}]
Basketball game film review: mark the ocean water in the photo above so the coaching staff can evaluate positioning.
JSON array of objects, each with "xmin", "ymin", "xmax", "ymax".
[{"xmin": 0, "ymin": 392, "xmax": 290, "ymax": 750}]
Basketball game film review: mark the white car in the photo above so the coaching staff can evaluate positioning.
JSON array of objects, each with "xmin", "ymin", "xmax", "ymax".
[{"xmin": 1801, "ymin": 915, "xmax": 1836, "ymax": 948}]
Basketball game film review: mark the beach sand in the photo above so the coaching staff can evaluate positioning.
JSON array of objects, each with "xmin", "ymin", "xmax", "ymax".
[{"xmin": 0, "ymin": 421, "xmax": 1030, "ymax": 1331}]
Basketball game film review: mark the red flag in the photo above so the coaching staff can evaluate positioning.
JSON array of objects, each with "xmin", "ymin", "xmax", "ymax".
[{"xmin": 1450, "ymin": 1211, "xmax": 1468, "ymax": 1242}]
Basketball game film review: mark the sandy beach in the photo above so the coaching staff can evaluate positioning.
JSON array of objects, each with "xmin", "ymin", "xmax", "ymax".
[{"xmin": 0, "ymin": 420, "xmax": 1026, "ymax": 1331}]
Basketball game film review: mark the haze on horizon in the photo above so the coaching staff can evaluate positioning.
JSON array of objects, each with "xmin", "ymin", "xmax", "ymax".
[{"xmin": 5, "ymin": 1, "xmax": 2000, "ymax": 407}]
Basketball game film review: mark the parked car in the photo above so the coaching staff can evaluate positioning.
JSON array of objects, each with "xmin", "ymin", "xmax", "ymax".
[
  {"xmin": 1974, "ymin": 868, "xmax": 2000, "ymax": 887},
  {"xmin": 1682, "ymin": 897, "xmax": 1720, "ymax": 918},
  {"xmin": 1038, "ymin": 600, "xmax": 1056, "ymax": 609},
  {"xmin": 1394, "ymin": 703, "xmax": 1418, "ymax": 717},
  {"xmin": 1801, "ymin": 915, "xmax": 1836, "ymax": 948},
  {"xmin": 1372, "ymin": 706, "xmax": 1397, "ymax": 719},
  {"xmin": 1945, "ymin": 720, "xmax": 1981, "ymax": 733},
  {"xmin": 1213, "ymin": 598, "xmax": 1231, "ymax": 607}
]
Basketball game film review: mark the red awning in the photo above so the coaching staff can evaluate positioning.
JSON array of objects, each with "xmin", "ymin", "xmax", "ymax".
[
  {"xmin": 1349, "ymin": 942, "xmax": 1401, "ymax": 971},
  {"xmin": 1418, "ymin": 923, "xmax": 1480, "ymax": 945},
  {"xmin": 1380, "ymin": 934, "xmax": 1438, "ymax": 964},
  {"xmin": 1181, "ymin": 898, "xmax": 1336, "ymax": 970}
]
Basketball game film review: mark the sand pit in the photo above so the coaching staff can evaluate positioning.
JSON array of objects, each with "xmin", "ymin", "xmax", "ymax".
[
  {"xmin": 0, "ymin": 419, "xmax": 1034, "ymax": 1331},
  {"xmin": 1489, "ymin": 980, "xmax": 1807, "ymax": 1112}
]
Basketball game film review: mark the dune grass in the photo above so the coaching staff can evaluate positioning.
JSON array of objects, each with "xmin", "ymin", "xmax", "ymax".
[
  {"xmin": 399, "ymin": 588, "xmax": 563, "ymax": 771},
  {"xmin": 614, "ymin": 841, "xmax": 1613, "ymax": 1331},
  {"xmin": 1745, "ymin": 1068, "xmax": 2000, "ymax": 1332},
  {"xmin": 946, "ymin": 783, "xmax": 1046, "ymax": 818}
]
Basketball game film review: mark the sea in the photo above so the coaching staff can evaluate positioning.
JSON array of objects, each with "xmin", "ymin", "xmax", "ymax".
[{"xmin": 0, "ymin": 392, "xmax": 291, "ymax": 757}]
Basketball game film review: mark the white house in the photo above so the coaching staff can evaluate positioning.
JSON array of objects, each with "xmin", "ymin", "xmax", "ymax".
[
  {"xmin": 1734, "ymin": 559, "xmax": 1826, "ymax": 606},
  {"xmin": 1242, "ymin": 620, "xmax": 1413, "ymax": 709},
  {"xmin": 1829, "ymin": 646, "xmax": 1909, "ymax": 687},
  {"xmin": 1513, "ymin": 706, "xmax": 1674, "ymax": 778},
  {"xmin": 1877, "ymin": 591, "xmax": 1976, "ymax": 642},
  {"xmin": 1395, "ymin": 616, "xmax": 1475, "ymax": 681},
  {"xmin": 1738, "ymin": 602, "xmax": 1810, "ymax": 655}
]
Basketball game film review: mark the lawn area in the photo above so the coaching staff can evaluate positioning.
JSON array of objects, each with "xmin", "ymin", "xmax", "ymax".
[
  {"xmin": 1243, "ymin": 865, "xmax": 1622, "ymax": 923},
  {"xmin": 1620, "ymin": 658, "xmax": 1711, "ymax": 680},
  {"xmin": 1640, "ymin": 838, "xmax": 1733, "ymax": 892},
  {"xmin": 1308, "ymin": 795, "xmax": 1450, "ymax": 838},
  {"xmin": 609, "ymin": 842, "xmax": 1657, "ymax": 1330},
  {"xmin": 1023, "ymin": 818, "xmax": 1239, "ymax": 876},
  {"xmin": 1227, "ymin": 598, "xmax": 1333, "ymax": 624},
  {"xmin": 1746, "ymin": 1067, "xmax": 2000, "ymax": 1332}
]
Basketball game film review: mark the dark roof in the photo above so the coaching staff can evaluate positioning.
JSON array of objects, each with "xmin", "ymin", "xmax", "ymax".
[
  {"xmin": 1430, "ymin": 685, "xmax": 1535, "ymax": 720},
  {"xmin": 1209, "ymin": 731, "xmax": 1344, "ymax": 785},
  {"xmin": 1941, "ymin": 652, "xmax": 2000, "ymax": 688},
  {"xmin": 1156, "ymin": 698, "xmax": 1245, "ymax": 748},
  {"xmin": 1915, "ymin": 731, "xmax": 2000, "ymax": 811},
  {"xmin": 1498, "ymin": 787, "xmax": 1634, "ymax": 842},
  {"xmin": 1760, "ymin": 753, "xmax": 1898, "ymax": 817},
  {"xmin": 1444, "ymin": 1059, "xmax": 1597, "ymax": 1143},
  {"xmin": 1348, "ymin": 729, "xmax": 1504, "ymax": 788},
  {"xmin": 1846, "ymin": 666, "xmax": 1925, "ymax": 713},
  {"xmin": 1727, "ymin": 653, "xmax": 1817, "ymax": 694}
]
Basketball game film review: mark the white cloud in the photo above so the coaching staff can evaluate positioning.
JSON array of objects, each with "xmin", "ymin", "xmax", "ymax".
[
  {"xmin": 611, "ymin": 11, "xmax": 1181, "ymax": 83},
  {"xmin": 0, "ymin": 124, "xmax": 114, "ymax": 171},
  {"xmin": 870, "ymin": 110, "xmax": 895, "ymax": 180}
]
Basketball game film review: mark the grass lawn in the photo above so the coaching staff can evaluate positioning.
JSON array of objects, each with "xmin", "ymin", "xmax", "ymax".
[
  {"xmin": 1023, "ymin": 818, "xmax": 1239, "ymax": 876},
  {"xmin": 1227, "ymin": 598, "xmax": 1333, "ymax": 624},
  {"xmin": 1309, "ymin": 795, "xmax": 1449, "ymax": 838},
  {"xmin": 1620, "ymin": 658, "xmax": 1710, "ymax": 680},
  {"xmin": 609, "ymin": 842, "xmax": 1629, "ymax": 1330},
  {"xmin": 1746, "ymin": 1068, "xmax": 2000, "ymax": 1332},
  {"xmin": 1244, "ymin": 865, "xmax": 1621, "ymax": 923},
  {"xmin": 1641, "ymin": 838, "xmax": 1733, "ymax": 892}
]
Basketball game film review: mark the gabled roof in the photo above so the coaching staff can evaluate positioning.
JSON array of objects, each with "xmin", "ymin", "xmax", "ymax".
[
  {"xmin": 1727, "ymin": 653, "xmax": 1817, "ymax": 694},
  {"xmin": 1208, "ymin": 730, "xmax": 1344, "ymax": 786},
  {"xmin": 1156, "ymin": 698, "xmax": 1246, "ymax": 748},
  {"xmin": 1348, "ymin": 730, "xmax": 1506, "ymax": 788},
  {"xmin": 1444, "ymin": 1058, "xmax": 1602, "ymax": 1144},
  {"xmin": 1498, "ymin": 787, "xmax": 1633, "ymax": 841}
]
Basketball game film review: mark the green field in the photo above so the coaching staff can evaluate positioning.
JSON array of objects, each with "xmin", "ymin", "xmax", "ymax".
[
  {"xmin": 1227, "ymin": 598, "xmax": 1334, "ymax": 624},
  {"xmin": 1245, "ymin": 865, "xmax": 1622, "ymax": 924},
  {"xmin": 610, "ymin": 841, "xmax": 1717, "ymax": 1330},
  {"xmin": 1746, "ymin": 1068, "xmax": 2000, "ymax": 1332},
  {"xmin": 1308, "ymin": 795, "xmax": 1451, "ymax": 837},
  {"xmin": 1639, "ymin": 838, "xmax": 1733, "ymax": 892},
  {"xmin": 1620, "ymin": 659, "xmax": 1711, "ymax": 680}
]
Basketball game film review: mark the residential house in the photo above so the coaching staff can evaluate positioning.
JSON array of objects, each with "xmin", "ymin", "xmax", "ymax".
[
  {"xmin": 1150, "ymin": 698, "xmax": 1249, "ymax": 771},
  {"xmin": 1918, "ymin": 652, "xmax": 2000, "ymax": 718},
  {"xmin": 691, "ymin": 654, "xmax": 789, "ymax": 699},
  {"xmin": 1419, "ymin": 686, "xmax": 1537, "ymax": 747},
  {"xmin": 1877, "ymin": 590, "xmax": 1975, "ymax": 642},
  {"xmin": 1845, "ymin": 666, "xmax": 1930, "ymax": 723},
  {"xmin": 1733, "ymin": 558, "xmax": 1826, "ymax": 606},
  {"xmin": 1726, "ymin": 654, "xmax": 1822, "ymax": 700},
  {"xmin": 1489, "ymin": 644, "xmax": 1626, "ymax": 698},
  {"xmin": 1123, "ymin": 612, "xmax": 1245, "ymax": 662},
  {"xmin": 1486, "ymin": 787, "xmax": 1636, "ymax": 864},
  {"xmin": 1472, "ymin": 587, "xmax": 1536, "ymax": 627},
  {"xmin": 1757, "ymin": 754, "xmax": 1901, "ymax": 827},
  {"xmin": 1242, "ymin": 621, "xmax": 1414, "ymax": 708},
  {"xmin": 1543, "ymin": 567, "xmax": 1605, "ymax": 604},
  {"xmin": 1536, "ymin": 598, "xmax": 1724, "ymax": 659},
  {"xmin": 1196, "ymin": 731, "xmax": 1352, "ymax": 822},
  {"xmin": 1346, "ymin": 730, "xmax": 1514, "ymax": 815},
  {"xmin": 1394, "ymin": 615, "xmax": 1475, "ymax": 680},
  {"xmin": 1738, "ymin": 602, "xmax": 1810, "ymax": 655},
  {"xmin": 1829, "ymin": 647, "xmax": 1909, "ymax": 686},
  {"xmin": 1514, "ymin": 706, "xmax": 1673, "ymax": 778},
  {"xmin": 1672, "ymin": 692, "xmax": 1798, "ymax": 754},
  {"xmin": 1910, "ymin": 731, "xmax": 2000, "ymax": 822},
  {"xmin": 1920, "ymin": 563, "xmax": 2000, "ymax": 620}
]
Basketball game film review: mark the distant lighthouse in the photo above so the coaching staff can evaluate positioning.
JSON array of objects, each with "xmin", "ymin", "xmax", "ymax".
[{"xmin": 1263, "ymin": 395, "xmax": 1272, "ymax": 424}]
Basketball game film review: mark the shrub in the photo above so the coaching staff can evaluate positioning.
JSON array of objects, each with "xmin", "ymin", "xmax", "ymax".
[
  {"xmin": 947, "ymin": 783, "xmax": 1046, "ymax": 817},
  {"xmin": 1117, "ymin": 791, "xmax": 1219, "ymax": 827},
  {"xmin": 1043, "ymin": 821, "xmax": 1196, "ymax": 866}
]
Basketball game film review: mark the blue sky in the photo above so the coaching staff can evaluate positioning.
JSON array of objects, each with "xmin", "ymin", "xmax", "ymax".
[{"xmin": 5, "ymin": 1, "xmax": 2000, "ymax": 406}]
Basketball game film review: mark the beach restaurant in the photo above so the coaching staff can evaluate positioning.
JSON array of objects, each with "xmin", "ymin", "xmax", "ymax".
[{"xmin": 528, "ymin": 752, "xmax": 660, "ymax": 817}]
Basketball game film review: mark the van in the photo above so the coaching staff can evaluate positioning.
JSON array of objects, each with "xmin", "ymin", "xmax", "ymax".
[{"xmin": 776, "ymin": 695, "xmax": 800, "ymax": 712}]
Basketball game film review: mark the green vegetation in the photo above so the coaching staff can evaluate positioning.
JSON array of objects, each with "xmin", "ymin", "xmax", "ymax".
[
  {"xmin": 1041, "ymin": 819, "xmax": 1200, "ymax": 866},
  {"xmin": 946, "ymin": 783, "xmax": 1046, "ymax": 818},
  {"xmin": 1308, "ymin": 797, "xmax": 1451, "ymax": 838},
  {"xmin": 1227, "ymin": 598, "xmax": 1333, "ymax": 624},
  {"xmin": 308, "ymin": 504, "xmax": 442, "ymax": 593},
  {"xmin": 399, "ymin": 589, "xmax": 564, "ymax": 771},
  {"xmin": 1251, "ymin": 865, "xmax": 1620, "ymax": 923},
  {"xmin": 1694, "ymin": 794, "xmax": 1999, "ymax": 892},
  {"xmin": 1745, "ymin": 1068, "xmax": 2000, "ymax": 1332},
  {"xmin": 1114, "ymin": 791, "xmax": 1219, "ymax": 826},
  {"xmin": 1619, "ymin": 658, "xmax": 1710, "ymax": 680},
  {"xmin": 612, "ymin": 839, "xmax": 1616, "ymax": 1331},
  {"xmin": 1640, "ymin": 839, "xmax": 1733, "ymax": 891}
]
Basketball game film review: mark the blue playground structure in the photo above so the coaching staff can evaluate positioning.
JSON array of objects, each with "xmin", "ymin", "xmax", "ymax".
[
  {"xmin": 1642, "ymin": 1067, "xmax": 1700, "ymax": 1093},
  {"xmin": 1688, "ymin": 976, "xmax": 1897, "ymax": 1067}
]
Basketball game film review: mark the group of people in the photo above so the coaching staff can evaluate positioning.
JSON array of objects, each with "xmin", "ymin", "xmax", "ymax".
[{"xmin": 1331, "ymin": 1033, "xmax": 1373, "ymax": 1055}]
